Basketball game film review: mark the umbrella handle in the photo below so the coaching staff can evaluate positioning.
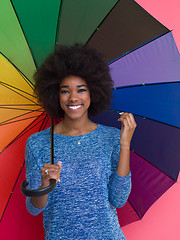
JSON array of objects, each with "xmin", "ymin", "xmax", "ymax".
[{"xmin": 21, "ymin": 179, "xmax": 56, "ymax": 197}]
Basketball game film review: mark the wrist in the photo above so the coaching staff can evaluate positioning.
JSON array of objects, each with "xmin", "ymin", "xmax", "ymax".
[{"xmin": 120, "ymin": 144, "xmax": 130, "ymax": 150}]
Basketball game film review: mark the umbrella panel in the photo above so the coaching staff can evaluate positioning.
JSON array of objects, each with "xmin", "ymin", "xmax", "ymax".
[
  {"xmin": 131, "ymin": 116, "xmax": 180, "ymax": 181},
  {"xmin": 110, "ymin": 32, "xmax": 180, "ymax": 87},
  {"xmin": 128, "ymin": 151, "xmax": 175, "ymax": 222},
  {"xmin": 11, "ymin": 0, "xmax": 61, "ymax": 67},
  {"xmin": 112, "ymin": 83, "xmax": 180, "ymax": 128},
  {"xmin": 87, "ymin": 0, "xmax": 169, "ymax": 63},
  {"xmin": 58, "ymin": 0, "xmax": 118, "ymax": 46}
]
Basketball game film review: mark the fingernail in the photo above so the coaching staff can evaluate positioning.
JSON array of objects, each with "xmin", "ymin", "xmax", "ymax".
[
  {"xmin": 57, "ymin": 179, "xmax": 60, "ymax": 182},
  {"xmin": 119, "ymin": 112, "xmax": 124, "ymax": 115}
]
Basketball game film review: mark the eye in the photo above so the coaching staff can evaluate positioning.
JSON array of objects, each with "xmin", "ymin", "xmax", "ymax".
[
  {"xmin": 60, "ymin": 90, "xmax": 69, "ymax": 94},
  {"xmin": 78, "ymin": 89, "xmax": 87, "ymax": 93}
]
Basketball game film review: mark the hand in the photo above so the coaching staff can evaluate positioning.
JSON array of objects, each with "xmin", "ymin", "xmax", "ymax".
[
  {"xmin": 118, "ymin": 112, "xmax": 137, "ymax": 149},
  {"xmin": 40, "ymin": 161, "xmax": 62, "ymax": 188}
]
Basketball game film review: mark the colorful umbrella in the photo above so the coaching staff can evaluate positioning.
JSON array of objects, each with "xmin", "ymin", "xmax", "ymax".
[{"xmin": 0, "ymin": 0, "xmax": 180, "ymax": 239}]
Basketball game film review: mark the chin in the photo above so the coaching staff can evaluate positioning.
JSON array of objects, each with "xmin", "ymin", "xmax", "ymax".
[{"xmin": 65, "ymin": 111, "xmax": 88, "ymax": 121}]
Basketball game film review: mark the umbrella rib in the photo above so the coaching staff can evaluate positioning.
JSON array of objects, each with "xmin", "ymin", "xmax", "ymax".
[
  {"xmin": 0, "ymin": 105, "xmax": 42, "ymax": 111},
  {"xmin": 0, "ymin": 107, "xmax": 44, "ymax": 125},
  {"xmin": 108, "ymin": 31, "xmax": 171, "ymax": 65},
  {"xmin": 0, "ymin": 113, "xmax": 44, "ymax": 127},
  {"xmin": 0, "ymin": 80, "xmax": 35, "ymax": 98},
  {"xmin": 135, "ymin": 113, "xmax": 180, "ymax": 130},
  {"xmin": 0, "ymin": 81, "xmax": 38, "ymax": 105},
  {"xmin": 113, "ymin": 80, "xmax": 180, "ymax": 90},
  {"xmin": 111, "ymin": 109, "xmax": 180, "ymax": 130},
  {"xmin": 39, "ymin": 114, "xmax": 50, "ymax": 132},
  {"xmin": 9, "ymin": 0, "xmax": 37, "ymax": 68},
  {"xmin": 0, "ymin": 52, "xmax": 34, "ymax": 89},
  {"xmin": 0, "ymin": 115, "xmax": 43, "ymax": 127},
  {"xmin": 9, "ymin": 113, "xmax": 47, "ymax": 146},
  {"xmin": 1, "ymin": 112, "xmax": 47, "ymax": 153},
  {"xmin": 127, "ymin": 199, "xmax": 142, "ymax": 220},
  {"xmin": 85, "ymin": 0, "xmax": 119, "ymax": 45},
  {"xmin": 54, "ymin": 0, "xmax": 64, "ymax": 48},
  {"xmin": 130, "ymin": 149, "xmax": 177, "ymax": 182},
  {"xmin": 0, "ymin": 104, "xmax": 39, "ymax": 106}
]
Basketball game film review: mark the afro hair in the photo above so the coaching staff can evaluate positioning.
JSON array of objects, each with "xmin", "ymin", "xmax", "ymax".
[{"xmin": 34, "ymin": 44, "xmax": 114, "ymax": 118}]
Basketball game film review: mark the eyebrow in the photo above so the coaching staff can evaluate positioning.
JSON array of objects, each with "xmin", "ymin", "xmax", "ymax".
[{"xmin": 60, "ymin": 84, "xmax": 87, "ymax": 88}]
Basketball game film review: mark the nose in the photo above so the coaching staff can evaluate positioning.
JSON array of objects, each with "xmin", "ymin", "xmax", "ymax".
[{"xmin": 69, "ymin": 91, "xmax": 78, "ymax": 102}]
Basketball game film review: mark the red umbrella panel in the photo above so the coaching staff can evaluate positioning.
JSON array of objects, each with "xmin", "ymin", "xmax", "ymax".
[{"xmin": 0, "ymin": 0, "xmax": 180, "ymax": 239}]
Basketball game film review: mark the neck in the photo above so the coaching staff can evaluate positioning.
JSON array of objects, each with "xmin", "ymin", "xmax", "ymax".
[{"xmin": 62, "ymin": 115, "xmax": 91, "ymax": 135}]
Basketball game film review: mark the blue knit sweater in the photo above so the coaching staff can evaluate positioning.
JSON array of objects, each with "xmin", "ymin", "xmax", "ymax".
[{"xmin": 25, "ymin": 124, "xmax": 131, "ymax": 240}]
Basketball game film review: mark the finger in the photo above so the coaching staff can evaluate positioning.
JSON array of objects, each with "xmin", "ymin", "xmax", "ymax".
[
  {"xmin": 56, "ymin": 161, "xmax": 62, "ymax": 168},
  {"xmin": 129, "ymin": 113, "xmax": 137, "ymax": 128},
  {"xmin": 42, "ymin": 165, "xmax": 60, "ymax": 178},
  {"xmin": 118, "ymin": 112, "xmax": 128, "ymax": 121},
  {"xmin": 118, "ymin": 113, "xmax": 137, "ymax": 129},
  {"xmin": 118, "ymin": 113, "xmax": 133, "ymax": 129},
  {"xmin": 122, "ymin": 117, "xmax": 132, "ymax": 130},
  {"xmin": 46, "ymin": 165, "xmax": 60, "ymax": 172},
  {"xmin": 124, "ymin": 113, "xmax": 137, "ymax": 129},
  {"xmin": 42, "ymin": 162, "xmax": 62, "ymax": 183},
  {"xmin": 122, "ymin": 114, "xmax": 133, "ymax": 128},
  {"xmin": 56, "ymin": 162, "xmax": 62, "ymax": 182},
  {"xmin": 43, "ymin": 163, "xmax": 59, "ymax": 169},
  {"xmin": 47, "ymin": 166, "xmax": 60, "ymax": 175}
]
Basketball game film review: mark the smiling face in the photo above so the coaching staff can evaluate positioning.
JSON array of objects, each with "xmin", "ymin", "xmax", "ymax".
[{"xmin": 59, "ymin": 75, "xmax": 91, "ymax": 121}]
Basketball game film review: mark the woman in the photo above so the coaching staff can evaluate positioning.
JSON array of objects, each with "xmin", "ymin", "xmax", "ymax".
[{"xmin": 25, "ymin": 44, "xmax": 136, "ymax": 240}]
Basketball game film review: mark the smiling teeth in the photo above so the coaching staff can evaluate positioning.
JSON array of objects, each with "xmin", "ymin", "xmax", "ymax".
[{"xmin": 69, "ymin": 105, "xmax": 81, "ymax": 110}]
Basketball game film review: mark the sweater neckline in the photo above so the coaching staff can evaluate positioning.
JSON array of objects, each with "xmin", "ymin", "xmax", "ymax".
[{"xmin": 52, "ymin": 124, "xmax": 101, "ymax": 138}]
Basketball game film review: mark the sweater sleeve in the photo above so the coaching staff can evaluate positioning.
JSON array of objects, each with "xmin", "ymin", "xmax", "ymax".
[
  {"xmin": 108, "ymin": 171, "xmax": 131, "ymax": 208},
  {"xmin": 25, "ymin": 139, "xmax": 47, "ymax": 215},
  {"xmin": 108, "ymin": 129, "xmax": 132, "ymax": 208}
]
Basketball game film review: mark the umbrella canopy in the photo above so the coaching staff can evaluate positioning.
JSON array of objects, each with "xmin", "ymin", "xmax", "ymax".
[{"xmin": 0, "ymin": 0, "xmax": 180, "ymax": 238}]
